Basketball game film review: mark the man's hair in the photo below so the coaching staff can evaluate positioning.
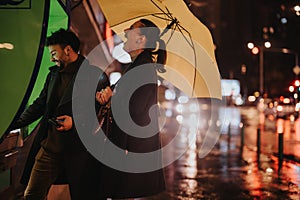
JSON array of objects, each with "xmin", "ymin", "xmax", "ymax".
[{"xmin": 46, "ymin": 28, "xmax": 80, "ymax": 53}]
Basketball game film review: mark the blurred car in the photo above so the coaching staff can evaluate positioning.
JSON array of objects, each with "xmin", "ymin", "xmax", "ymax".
[
  {"xmin": 276, "ymin": 100, "xmax": 298, "ymax": 120},
  {"xmin": 295, "ymin": 102, "xmax": 300, "ymax": 118}
]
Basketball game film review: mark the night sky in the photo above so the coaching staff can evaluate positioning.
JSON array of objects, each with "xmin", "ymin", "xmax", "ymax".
[{"xmin": 185, "ymin": 0, "xmax": 300, "ymax": 98}]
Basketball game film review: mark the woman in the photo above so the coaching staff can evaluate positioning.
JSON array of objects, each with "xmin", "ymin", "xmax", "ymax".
[{"xmin": 96, "ymin": 19, "xmax": 166, "ymax": 199}]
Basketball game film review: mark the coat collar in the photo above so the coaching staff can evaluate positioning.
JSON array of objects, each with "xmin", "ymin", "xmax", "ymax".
[{"xmin": 47, "ymin": 55, "xmax": 85, "ymax": 107}]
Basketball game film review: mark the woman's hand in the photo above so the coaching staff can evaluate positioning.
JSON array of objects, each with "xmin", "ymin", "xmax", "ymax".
[
  {"xmin": 56, "ymin": 115, "xmax": 73, "ymax": 131},
  {"xmin": 96, "ymin": 86, "xmax": 113, "ymax": 105}
]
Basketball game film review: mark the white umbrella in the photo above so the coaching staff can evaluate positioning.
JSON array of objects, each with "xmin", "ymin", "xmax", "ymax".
[{"xmin": 97, "ymin": 0, "xmax": 221, "ymax": 99}]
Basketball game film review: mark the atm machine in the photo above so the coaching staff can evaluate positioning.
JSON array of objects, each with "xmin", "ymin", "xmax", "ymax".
[
  {"xmin": 0, "ymin": 0, "xmax": 69, "ymax": 198},
  {"xmin": 0, "ymin": 130, "xmax": 22, "ymax": 199}
]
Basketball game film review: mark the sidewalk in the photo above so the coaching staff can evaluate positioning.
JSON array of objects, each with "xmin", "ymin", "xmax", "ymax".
[{"xmin": 237, "ymin": 134, "xmax": 300, "ymax": 200}]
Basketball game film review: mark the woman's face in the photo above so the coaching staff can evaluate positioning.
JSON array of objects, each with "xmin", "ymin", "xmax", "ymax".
[{"xmin": 123, "ymin": 21, "xmax": 145, "ymax": 53}]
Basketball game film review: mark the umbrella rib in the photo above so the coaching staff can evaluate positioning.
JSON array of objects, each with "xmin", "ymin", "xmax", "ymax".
[
  {"xmin": 151, "ymin": 0, "xmax": 174, "ymax": 20},
  {"xmin": 151, "ymin": 14, "xmax": 173, "ymax": 22},
  {"xmin": 151, "ymin": 0, "xmax": 198, "ymax": 96},
  {"xmin": 164, "ymin": 5, "xmax": 175, "ymax": 20},
  {"xmin": 176, "ymin": 25, "xmax": 194, "ymax": 49},
  {"xmin": 164, "ymin": 28, "xmax": 176, "ymax": 45},
  {"xmin": 151, "ymin": 0, "xmax": 195, "ymax": 55},
  {"xmin": 111, "ymin": 13, "xmax": 166, "ymax": 28},
  {"xmin": 175, "ymin": 24, "xmax": 197, "ymax": 97}
]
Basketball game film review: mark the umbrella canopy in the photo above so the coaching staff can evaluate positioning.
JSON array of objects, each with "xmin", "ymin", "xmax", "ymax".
[{"xmin": 97, "ymin": 0, "xmax": 221, "ymax": 99}]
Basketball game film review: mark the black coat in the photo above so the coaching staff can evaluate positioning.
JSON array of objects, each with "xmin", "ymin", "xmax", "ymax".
[
  {"xmin": 101, "ymin": 50, "xmax": 165, "ymax": 199},
  {"xmin": 11, "ymin": 55, "xmax": 109, "ymax": 189}
]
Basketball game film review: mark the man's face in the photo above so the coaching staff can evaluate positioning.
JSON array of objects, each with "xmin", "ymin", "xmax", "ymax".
[{"xmin": 48, "ymin": 44, "xmax": 69, "ymax": 67}]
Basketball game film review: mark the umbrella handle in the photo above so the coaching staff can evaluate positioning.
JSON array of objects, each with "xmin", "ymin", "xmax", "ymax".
[{"xmin": 159, "ymin": 18, "xmax": 178, "ymax": 37}]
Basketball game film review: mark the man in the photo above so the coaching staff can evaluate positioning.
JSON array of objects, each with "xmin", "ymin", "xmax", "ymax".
[{"xmin": 10, "ymin": 29, "xmax": 109, "ymax": 199}]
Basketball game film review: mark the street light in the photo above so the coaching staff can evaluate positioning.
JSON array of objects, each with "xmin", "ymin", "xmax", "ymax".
[
  {"xmin": 247, "ymin": 42, "xmax": 299, "ymax": 96},
  {"xmin": 247, "ymin": 42, "xmax": 271, "ymax": 95},
  {"xmin": 294, "ymin": 5, "xmax": 300, "ymax": 16}
]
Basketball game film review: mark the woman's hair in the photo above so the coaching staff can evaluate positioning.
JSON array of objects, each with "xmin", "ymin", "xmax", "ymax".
[
  {"xmin": 139, "ymin": 19, "xmax": 167, "ymax": 67},
  {"xmin": 46, "ymin": 28, "xmax": 80, "ymax": 53}
]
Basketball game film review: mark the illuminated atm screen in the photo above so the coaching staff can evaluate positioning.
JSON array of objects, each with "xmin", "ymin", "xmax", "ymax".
[{"xmin": 0, "ymin": 0, "xmax": 68, "ymax": 139}]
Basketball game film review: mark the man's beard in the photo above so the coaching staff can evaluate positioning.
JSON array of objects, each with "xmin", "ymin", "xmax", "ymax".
[{"xmin": 55, "ymin": 60, "xmax": 65, "ymax": 69}]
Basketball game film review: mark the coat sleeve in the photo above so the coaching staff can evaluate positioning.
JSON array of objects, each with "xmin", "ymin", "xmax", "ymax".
[{"xmin": 10, "ymin": 72, "xmax": 51, "ymax": 130}]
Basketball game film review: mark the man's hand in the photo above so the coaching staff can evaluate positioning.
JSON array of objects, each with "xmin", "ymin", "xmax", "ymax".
[{"xmin": 56, "ymin": 115, "xmax": 72, "ymax": 131}]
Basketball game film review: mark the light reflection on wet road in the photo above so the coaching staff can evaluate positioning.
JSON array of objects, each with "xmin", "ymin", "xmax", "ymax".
[{"xmin": 139, "ymin": 105, "xmax": 300, "ymax": 200}]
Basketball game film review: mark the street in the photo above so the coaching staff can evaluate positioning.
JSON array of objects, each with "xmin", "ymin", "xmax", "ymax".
[
  {"xmin": 241, "ymin": 106, "xmax": 300, "ymax": 162},
  {"xmin": 140, "ymin": 104, "xmax": 300, "ymax": 200},
  {"xmin": 12, "ymin": 104, "xmax": 300, "ymax": 200}
]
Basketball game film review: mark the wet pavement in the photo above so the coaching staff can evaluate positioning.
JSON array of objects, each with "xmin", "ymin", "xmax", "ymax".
[
  {"xmin": 139, "ymin": 106, "xmax": 300, "ymax": 200},
  {"xmin": 7, "ymin": 105, "xmax": 300, "ymax": 199}
]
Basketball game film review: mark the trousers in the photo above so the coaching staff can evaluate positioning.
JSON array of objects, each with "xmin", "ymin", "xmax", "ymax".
[
  {"xmin": 24, "ymin": 148, "xmax": 62, "ymax": 200},
  {"xmin": 24, "ymin": 147, "xmax": 105, "ymax": 200}
]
